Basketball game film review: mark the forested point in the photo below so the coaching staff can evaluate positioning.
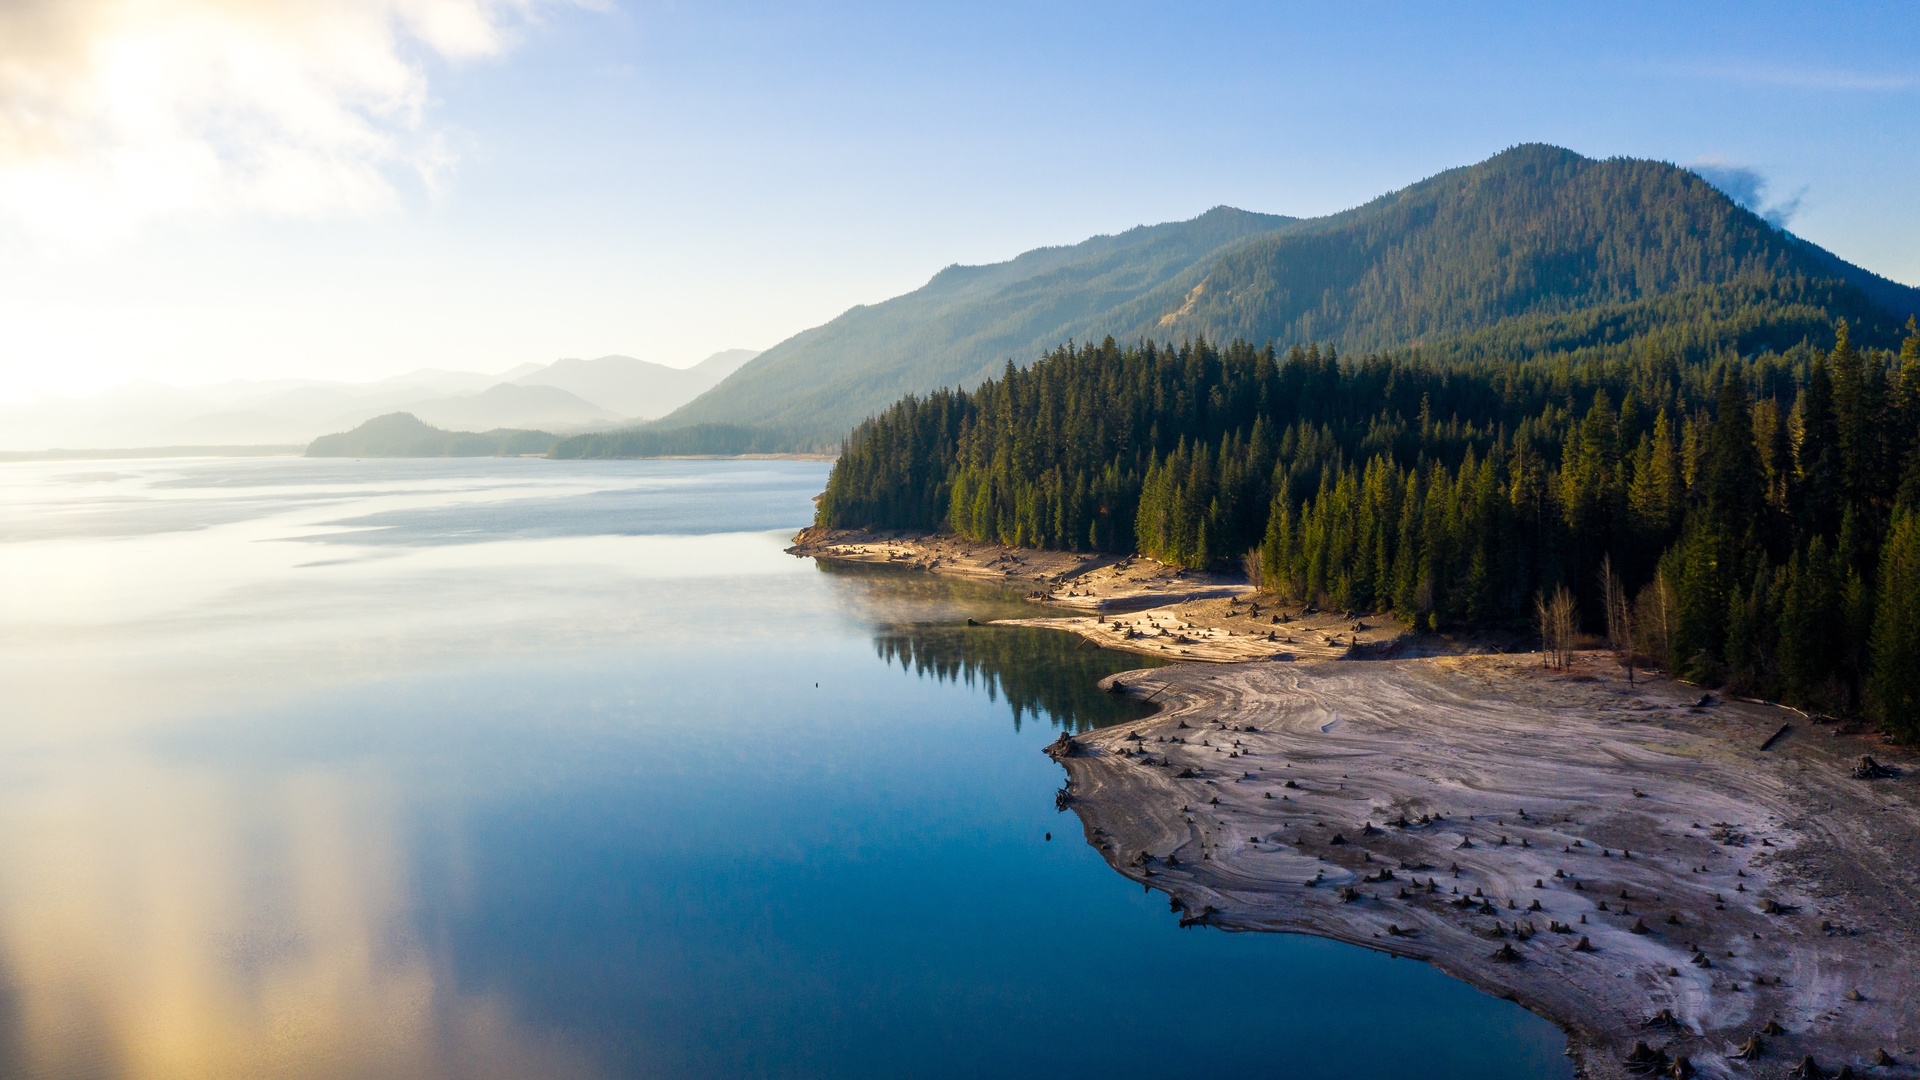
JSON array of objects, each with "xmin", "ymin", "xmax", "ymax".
[
  {"xmin": 816, "ymin": 320, "xmax": 1920, "ymax": 740},
  {"xmin": 549, "ymin": 423, "xmax": 797, "ymax": 458}
]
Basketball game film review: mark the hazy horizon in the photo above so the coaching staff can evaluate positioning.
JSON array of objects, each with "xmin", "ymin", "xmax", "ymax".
[{"xmin": 18, "ymin": 347, "xmax": 754, "ymax": 401}]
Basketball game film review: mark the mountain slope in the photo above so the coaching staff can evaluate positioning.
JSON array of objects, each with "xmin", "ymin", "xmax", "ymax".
[
  {"xmin": 514, "ymin": 349, "xmax": 759, "ymax": 419},
  {"xmin": 657, "ymin": 145, "xmax": 1918, "ymax": 449},
  {"xmin": 655, "ymin": 206, "xmax": 1295, "ymax": 441},
  {"xmin": 1151, "ymin": 143, "xmax": 1920, "ymax": 354}
]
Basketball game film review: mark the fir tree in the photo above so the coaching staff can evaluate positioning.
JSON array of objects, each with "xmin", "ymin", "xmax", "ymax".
[{"xmin": 1869, "ymin": 510, "xmax": 1920, "ymax": 740}]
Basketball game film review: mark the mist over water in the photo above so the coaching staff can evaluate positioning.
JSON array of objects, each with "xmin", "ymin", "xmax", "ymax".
[{"xmin": 0, "ymin": 457, "xmax": 1570, "ymax": 1080}]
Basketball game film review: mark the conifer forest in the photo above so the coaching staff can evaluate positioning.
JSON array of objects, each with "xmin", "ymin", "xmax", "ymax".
[{"xmin": 818, "ymin": 322, "xmax": 1920, "ymax": 740}]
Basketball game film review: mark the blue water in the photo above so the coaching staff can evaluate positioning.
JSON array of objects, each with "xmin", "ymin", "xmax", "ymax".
[{"xmin": 0, "ymin": 457, "xmax": 1570, "ymax": 1079}]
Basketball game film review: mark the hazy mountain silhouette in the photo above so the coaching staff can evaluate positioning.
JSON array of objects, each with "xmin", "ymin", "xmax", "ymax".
[
  {"xmin": 305, "ymin": 413, "xmax": 557, "ymax": 457},
  {"xmin": 513, "ymin": 349, "xmax": 759, "ymax": 419}
]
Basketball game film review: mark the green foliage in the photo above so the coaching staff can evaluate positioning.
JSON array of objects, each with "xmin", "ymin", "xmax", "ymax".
[
  {"xmin": 306, "ymin": 413, "xmax": 555, "ymax": 457},
  {"xmin": 1869, "ymin": 510, "xmax": 1920, "ymax": 740}
]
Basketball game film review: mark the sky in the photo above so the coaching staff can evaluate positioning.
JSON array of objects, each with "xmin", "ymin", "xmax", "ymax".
[{"xmin": 0, "ymin": 0, "xmax": 1915, "ymax": 399}]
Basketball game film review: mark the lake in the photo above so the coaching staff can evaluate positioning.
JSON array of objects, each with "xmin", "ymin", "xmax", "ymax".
[{"xmin": 0, "ymin": 456, "xmax": 1571, "ymax": 1079}]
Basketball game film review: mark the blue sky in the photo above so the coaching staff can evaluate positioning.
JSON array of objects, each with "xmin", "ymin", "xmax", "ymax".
[{"xmin": 0, "ymin": 0, "xmax": 1914, "ymax": 394}]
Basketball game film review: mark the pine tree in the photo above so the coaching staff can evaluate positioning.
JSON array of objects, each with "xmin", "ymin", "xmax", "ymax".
[
  {"xmin": 1779, "ymin": 539, "xmax": 1842, "ymax": 709},
  {"xmin": 1869, "ymin": 509, "xmax": 1920, "ymax": 741},
  {"xmin": 1632, "ymin": 410, "xmax": 1684, "ymax": 536},
  {"xmin": 1797, "ymin": 352, "xmax": 1842, "ymax": 540},
  {"xmin": 1893, "ymin": 318, "xmax": 1920, "ymax": 441}
]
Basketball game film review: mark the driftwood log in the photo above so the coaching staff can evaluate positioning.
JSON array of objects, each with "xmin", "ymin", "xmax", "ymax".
[{"xmin": 1853, "ymin": 755, "xmax": 1900, "ymax": 780}]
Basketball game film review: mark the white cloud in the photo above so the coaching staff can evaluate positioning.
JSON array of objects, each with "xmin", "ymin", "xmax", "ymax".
[{"xmin": 0, "ymin": 0, "xmax": 577, "ymax": 241}]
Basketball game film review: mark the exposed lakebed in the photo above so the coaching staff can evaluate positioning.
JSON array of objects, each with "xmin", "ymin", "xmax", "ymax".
[{"xmin": 0, "ymin": 457, "xmax": 1569, "ymax": 1079}]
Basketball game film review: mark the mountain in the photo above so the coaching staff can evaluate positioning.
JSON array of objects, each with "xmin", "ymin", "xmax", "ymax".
[
  {"xmin": 306, "ymin": 413, "xmax": 557, "ymax": 457},
  {"xmin": 1, "ymin": 371, "xmax": 488, "ymax": 450},
  {"xmin": 514, "ymin": 349, "xmax": 760, "ymax": 419},
  {"xmin": 656, "ymin": 145, "xmax": 1919, "ymax": 449},
  {"xmin": 409, "ymin": 383, "xmax": 616, "ymax": 432},
  {"xmin": 0, "ymin": 350, "xmax": 760, "ymax": 452},
  {"xmin": 1147, "ymin": 144, "xmax": 1919, "ymax": 357},
  {"xmin": 653, "ymin": 207, "xmax": 1295, "ymax": 442},
  {"xmin": 349, "ymin": 367, "xmax": 508, "ymax": 398},
  {"xmin": 194, "ymin": 384, "xmax": 445, "ymax": 435}
]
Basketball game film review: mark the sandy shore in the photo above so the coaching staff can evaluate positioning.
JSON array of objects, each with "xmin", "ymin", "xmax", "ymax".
[
  {"xmin": 793, "ymin": 528, "xmax": 1920, "ymax": 1079},
  {"xmin": 787, "ymin": 526, "xmax": 1413, "ymax": 661}
]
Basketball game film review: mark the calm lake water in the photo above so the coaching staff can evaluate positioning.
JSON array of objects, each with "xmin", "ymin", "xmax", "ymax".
[{"xmin": 0, "ymin": 457, "xmax": 1570, "ymax": 1080}]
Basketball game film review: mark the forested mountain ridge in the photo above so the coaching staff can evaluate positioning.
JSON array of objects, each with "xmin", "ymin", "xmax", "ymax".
[
  {"xmin": 1152, "ymin": 144, "xmax": 1918, "ymax": 356},
  {"xmin": 651, "ymin": 206, "xmax": 1294, "ymax": 443},
  {"xmin": 646, "ymin": 145, "xmax": 1918, "ymax": 450}
]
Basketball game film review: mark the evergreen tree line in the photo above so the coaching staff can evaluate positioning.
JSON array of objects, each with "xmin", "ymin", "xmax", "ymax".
[
  {"xmin": 816, "ymin": 323, "xmax": 1920, "ymax": 738},
  {"xmin": 550, "ymin": 422, "xmax": 797, "ymax": 458}
]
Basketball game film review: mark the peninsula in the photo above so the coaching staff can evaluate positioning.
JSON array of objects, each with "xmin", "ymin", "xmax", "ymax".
[{"xmin": 792, "ymin": 527, "xmax": 1920, "ymax": 1080}]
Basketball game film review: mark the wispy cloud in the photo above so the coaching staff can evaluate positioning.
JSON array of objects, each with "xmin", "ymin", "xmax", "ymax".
[
  {"xmin": 0, "ymin": 0, "xmax": 582, "ymax": 242},
  {"xmin": 1689, "ymin": 158, "xmax": 1806, "ymax": 229}
]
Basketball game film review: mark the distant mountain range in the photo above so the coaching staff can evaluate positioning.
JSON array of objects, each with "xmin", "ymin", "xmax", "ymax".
[
  {"xmin": 22, "ymin": 144, "xmax": 1920, "ymax": 459},
  {"xmin": 514, "ymin": 349, "xmax": 759, "ymax": 417},
  {"xmin": 0, "ymin": 349, "xmax": 758, "ymax": 452},
  {"xmin": 307, "ymin": 413, "xmax": 558, "ymax": 457},
  {"xmin": 647, "ymin": 144, "xmax": 1920, "ymax": 449}
]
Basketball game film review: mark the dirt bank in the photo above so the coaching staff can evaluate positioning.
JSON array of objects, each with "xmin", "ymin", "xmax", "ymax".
[
  {"xmin": 788, "ymin": 525, "xmax": 1244, "ymax": 604},
  {"xmin": 1058, "ymin": 655, "xmax": 1920, "ymax": 1080}
]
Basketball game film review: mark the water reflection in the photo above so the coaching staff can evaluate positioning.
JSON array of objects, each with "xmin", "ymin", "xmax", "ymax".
[
  {"xmin": 814, "ymin": 559, "xmax": 1168, "ymax": 732},
  {"xmin": 0, "ymin": 756, "xmax": 597, "ymax": 1080},
  {"xmin": 871, "ymin": 627, "xmax": 1162, "ymax": 731},
  {"xmin": 810, "ymin": 557, "xmax": 1036, "ymax": 626},
  {"xmin": 0, "ymin": 458, "xmax": 1570, "ymax": 1080}
]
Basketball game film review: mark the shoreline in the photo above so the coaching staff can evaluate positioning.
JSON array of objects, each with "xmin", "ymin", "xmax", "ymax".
[
  {"xmin": 1063, "ymin": 658, "xmax": 1919, "ymax": 1080},
  {"xmin": 787, "ymin": 525, "xmax": 1416, "ymax": 662},
  {"xmin": 793, "ymin": 528, "xmax": 1920, "ymax": 1080},
  {"xmin": 622, "ymin": 452, "xmax": 838, "ymax": 461}
]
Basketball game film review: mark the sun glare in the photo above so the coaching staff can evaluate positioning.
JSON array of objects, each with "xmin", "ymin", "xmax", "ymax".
[{"xmin": 0, "ymin": 0, "xmax": 574, "ymax": 243}]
